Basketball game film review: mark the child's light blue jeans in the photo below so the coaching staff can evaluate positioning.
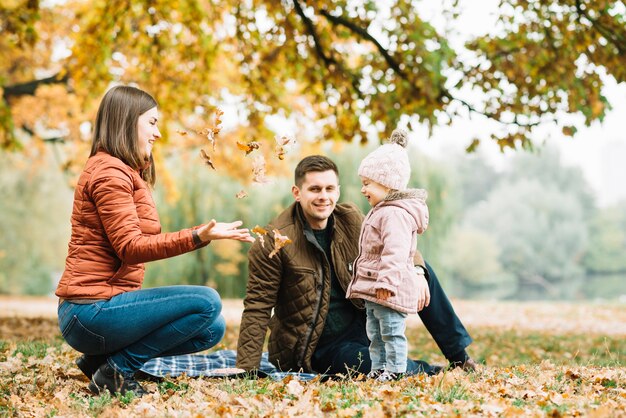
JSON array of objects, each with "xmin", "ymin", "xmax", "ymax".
[
  {"xmin": 364, "ymin": 300, "xmax": 408, "ymax": 374},
  {"xmin": 57, "ymin": 285, "xmax": 225, "ymax": 378}
]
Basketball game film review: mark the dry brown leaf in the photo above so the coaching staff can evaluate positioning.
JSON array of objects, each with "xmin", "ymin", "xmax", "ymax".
[
  {"xmin": 274, "ymin": 134, "xmax": 295, "ymax": 160},
  {"xmin": 252, "ymin": 225, "xmax": 268, "ymax": 247},
  {"xmin": 252, "ymin": 155, "xmax": 270, "ymax": 184},
  {"xmin": 198, "ymin": 108, "xmax": 224, "ymax": 151},
  {"xmin": 252, "ymin": 225, "xmax": 268, "ymax": 235},
  {"xmin": 200, "ymin": 149, "xmax": 215, "ymax": 170},
  {"xmin": 235, "ymin": 190, "xmax": 248, "ymax": 199},
  {"xmin": 269, "ymin": 228, "xmax": 292, "ymax": 258},
  {"xmin": 236, "ymin": 140, "xmax": 261, "ymax": 155}
]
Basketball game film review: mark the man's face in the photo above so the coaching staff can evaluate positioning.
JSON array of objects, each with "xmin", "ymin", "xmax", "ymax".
[{"xmin": 292, "ymin": 170, "xmax": 340, "ymax": 229}]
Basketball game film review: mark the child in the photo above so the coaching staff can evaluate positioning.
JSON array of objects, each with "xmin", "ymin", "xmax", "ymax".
[{"xmin": 346, "ymin": 128, "xmax": 429, "ymax": 382}]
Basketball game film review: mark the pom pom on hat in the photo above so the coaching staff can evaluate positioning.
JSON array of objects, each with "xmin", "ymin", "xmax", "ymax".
[
  {"xmin": 389, "ymin": 128, "xmax": 409, "ymax": 148},
  {"xmin": 358, "ymin": 128, "xmax": 411, "ymax": 191}
]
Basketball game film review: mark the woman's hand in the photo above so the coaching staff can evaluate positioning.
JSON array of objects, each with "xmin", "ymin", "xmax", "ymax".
[{"xmin": 197, "ymin": 220, "xmax": 255, "ymax": 243}]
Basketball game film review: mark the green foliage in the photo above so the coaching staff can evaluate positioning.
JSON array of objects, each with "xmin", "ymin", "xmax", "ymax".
[
  {"xmin": 0, "ymin": 151, "xmax": 72, "ymax": 295},
  {"xmin": 463, "ymin": 0, "xmax": 624, "ymax": 148},
  {"xmin": 583, "ymin": 201, "xmax": 626, "ymax": 274},
  {"xmin": 2, "ymin": 0, "xmax": 625, "ymax": 157},
  {"xmin": 452, "ymin": 153, "xmax": 500, "ymax": 208},
  {"xmin": 441, "ymin": 226, "xmax": 515, "ymax": 298},
  {"xmin": 465, "ymin": 178, "xmax": 588, "ymax": 299},
  {"xmin": 449, "ymin": 147, "xmax": 596, "ymax": 299}
]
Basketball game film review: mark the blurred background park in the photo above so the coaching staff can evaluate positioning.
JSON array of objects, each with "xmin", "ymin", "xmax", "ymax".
[{"xmin": 1, "ymin": 0, "xmax": 625, "ymax": 302}]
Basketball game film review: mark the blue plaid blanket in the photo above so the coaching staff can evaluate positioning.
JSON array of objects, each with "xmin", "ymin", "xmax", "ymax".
[{"xmin": 140, "ymin": 350, "xmax": 321, "ymax": 381}]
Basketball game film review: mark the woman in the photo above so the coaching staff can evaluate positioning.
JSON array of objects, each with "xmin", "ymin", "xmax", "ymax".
[{"xmin": 56, "ymin": 85, "xmax": 254, "ymax": 396}]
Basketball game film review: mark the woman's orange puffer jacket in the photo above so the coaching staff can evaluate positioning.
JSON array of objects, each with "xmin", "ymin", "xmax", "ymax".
[{"xmin": 56, "ymin": 152, "xmax": 201, "ymax": 300}]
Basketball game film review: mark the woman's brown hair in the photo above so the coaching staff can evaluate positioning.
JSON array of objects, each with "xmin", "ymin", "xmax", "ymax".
[{"xmin": 90, "ymin": 85, "xmax": 158, "ymax": 186}]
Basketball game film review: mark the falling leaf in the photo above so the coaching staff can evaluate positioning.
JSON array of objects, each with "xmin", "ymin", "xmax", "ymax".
[
  {"xmin": 198, "ymin": 108, "xmax": 224, "ymax": 151},
  {"xmin": 252, "ymin": 225, "xmax": 268, "ymax": 247},
  {"xmin": 236, "ymin": 141, "xmax": 261, "ymax": 155},
  {"xmin": 275, "ymin": 134, "xmax": 294, "ymax": 146},
  {"xmin": 200, "ymin": 149, "xmax": 215, "ymax": 170},
  {"xmin": 252, "ymin": 225, "xmax": 268, "ymax": 235},
  {"xmin": 274, "ymin": 134, "xmax": 295, "ymax": 160},
  {"xmin": 176, "ymin": 130, "xmax": 188, "ymax": 136},
  {"xmin": 252, "ymin": 155, "xmax": 270, "ymax": 184},
  {"xmin": 235, "ymin": 190, "xmax": 248, "ymax": 199},
  {"xmin": 269, "ymin": 228, "xmax": 292, "ymax": 258}
]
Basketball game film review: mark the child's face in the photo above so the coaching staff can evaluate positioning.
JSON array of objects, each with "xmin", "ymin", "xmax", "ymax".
[{"xmin": 360, "ymin": 176, "xmax": 390, "ymax": 207}]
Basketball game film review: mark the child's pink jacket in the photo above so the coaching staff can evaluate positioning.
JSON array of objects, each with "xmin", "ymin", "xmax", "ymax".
[{"xmin": 346, "ymin": 189, "xmax": 429, "ymax": 314}]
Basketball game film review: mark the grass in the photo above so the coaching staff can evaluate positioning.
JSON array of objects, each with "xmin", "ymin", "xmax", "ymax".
[
  {"xmin": 432, "ymin": 379, "xmax": 470, "ymax": 403},
  {"xmin": 0, "ymin": 305, "xmax": 625, "ymax": 417},
  {"xmin": 13, "ymin": 340, "xmax": 50, "ymax": 359}
]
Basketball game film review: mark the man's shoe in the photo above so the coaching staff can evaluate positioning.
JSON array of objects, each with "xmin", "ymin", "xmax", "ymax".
[
  {"xmin": 450, "ymin": 358, "xmax": 479, "ymax": 372},
  {"xmin": 376, "ymin": 370, "xmax": 404, "ymax": 382},
  {"xmin": 76, "ymin": 354, "xmax": 107, "ymax": 379},
  {"xmin": 429, "ymin": 364, "xmax": 444, "ymax": 375},
  {"xmin": 88, "ymin": 363, "xmax": 147, "ymax": 397}
]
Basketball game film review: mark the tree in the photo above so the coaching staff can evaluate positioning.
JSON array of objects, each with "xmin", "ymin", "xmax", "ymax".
[
  {"xmin": 1, "ymin": 0, "xmax": 624, "ymax": 162},
  {"xmin": 583, "ymin": 201, "xmax": 626, "ymax": 275},
  {"xmin": 440, "ymin": 225, "xmax": 515, "ymax": 299},
  {"xmin": 464, "ymin": 178, "xmax": 588, "ymax": 299},
  {"xmin": 0, "ymin": 152, "xmax": 72, "ymax": 295}
]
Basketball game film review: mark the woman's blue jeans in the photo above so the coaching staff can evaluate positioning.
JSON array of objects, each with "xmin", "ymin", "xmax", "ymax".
[{"xmin": 57, "ymin": 285, "xmax": 225, "ymax": 377}]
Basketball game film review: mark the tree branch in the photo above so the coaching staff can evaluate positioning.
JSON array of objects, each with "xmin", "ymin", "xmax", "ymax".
[
  {"xmin": 443, "ymin": 91, "xmax": 552, "ymax": 128},
  {"xmin": 292, "ymin": 0, "xmax": 363, "ymax": 99},
  {"xmin": 575, "ymin": 0, "xmax": 625, "ymax": 54},
  {"xmin": 292, "ymin": 0, "xmax": 334, "ymax": 68},
  {"xmin": 2, "ymin": 73, "xmax": 69, "ymax": 102},
  {"xmin": 318, "ymin": 8, "xmax": 410, "ymax": 82}
]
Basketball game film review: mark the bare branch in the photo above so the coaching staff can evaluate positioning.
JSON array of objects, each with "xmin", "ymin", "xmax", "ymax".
[{"xmin": 2, "ymin": 73, "xmax": 69, "ymax": 102}]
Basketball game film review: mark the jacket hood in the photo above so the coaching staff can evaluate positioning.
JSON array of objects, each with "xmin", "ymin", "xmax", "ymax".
[{"xmin": 380, "ymin": 188, "xmax": 428, "ymax": 233}]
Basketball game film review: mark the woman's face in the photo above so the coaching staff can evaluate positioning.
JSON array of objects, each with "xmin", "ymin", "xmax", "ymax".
[
  {"xmin": 360, "ymin": 176, "xmax": 390, "ymax": 207},
  {"xmin": 137, "ymin": 106, "xmax": 160, "ymax": 159}
]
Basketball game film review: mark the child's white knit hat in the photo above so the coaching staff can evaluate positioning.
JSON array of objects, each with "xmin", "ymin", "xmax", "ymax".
[{"xmin": 358, "ymin": 128, "xmax": 411, "ymax": 191}]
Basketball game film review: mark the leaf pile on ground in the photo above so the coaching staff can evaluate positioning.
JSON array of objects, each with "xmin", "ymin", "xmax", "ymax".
[{"xmin": 1, "ymin": 302, "xmax": 625, "ymax": 417}]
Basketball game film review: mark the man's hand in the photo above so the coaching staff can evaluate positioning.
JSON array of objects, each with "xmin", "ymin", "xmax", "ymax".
[
  {"xmin": 375, "ymin": 288, "xmax": 392, "ymax": 300},
  {"xmin": 416, "ymin": 271, "xmax": 430, "ymax": 311}
]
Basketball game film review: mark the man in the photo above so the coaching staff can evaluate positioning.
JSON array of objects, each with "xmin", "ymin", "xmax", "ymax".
[{"xmin": 236, "ymin": 155, "xmax": 476, "ymax": 375}]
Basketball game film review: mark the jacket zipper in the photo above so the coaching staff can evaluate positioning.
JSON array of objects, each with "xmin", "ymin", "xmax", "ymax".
[
  {"xmin": 298, "ymin": 234, "xmax": 327, "ymax": 368},
  {"xmin": 298, "ymin": 266, "xmax": 324, "ymax": 368},
  {"xmin": 349, "ymin": 210, "xmax": 374, "ymax": 291}
]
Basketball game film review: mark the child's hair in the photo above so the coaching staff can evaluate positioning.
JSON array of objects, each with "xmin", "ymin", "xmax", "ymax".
[{"xmin": 294, "ymin": 155, "xmax": 339, "ymax": 187}]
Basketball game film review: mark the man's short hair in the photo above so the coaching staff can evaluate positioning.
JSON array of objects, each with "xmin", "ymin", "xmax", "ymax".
[{"xmin": 294, "ymin": 155, "xmax": 339, "ymax": 187}]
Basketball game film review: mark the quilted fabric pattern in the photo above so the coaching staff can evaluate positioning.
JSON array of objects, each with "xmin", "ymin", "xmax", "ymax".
[{"xmin": 236, "ymin": 202, "xmax": 363, "ymax": 372}]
